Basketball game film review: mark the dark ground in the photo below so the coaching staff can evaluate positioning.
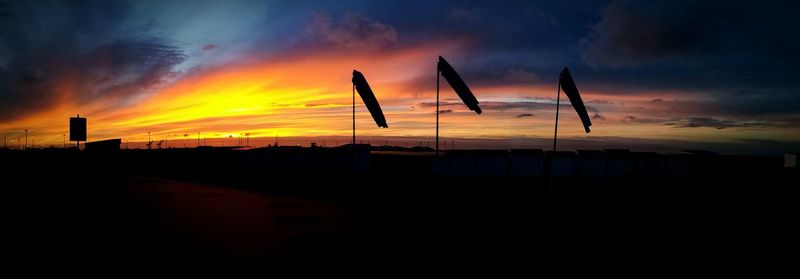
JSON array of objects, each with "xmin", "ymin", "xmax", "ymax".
[{"xmin": 1, "ymin": 148, "xmax": 795, "ymax": 276}]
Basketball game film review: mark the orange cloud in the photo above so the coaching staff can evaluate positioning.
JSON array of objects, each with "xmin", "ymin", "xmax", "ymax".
[{"xmin": 4, "ymin": 39, "xmax": 796, "ymax": 147}]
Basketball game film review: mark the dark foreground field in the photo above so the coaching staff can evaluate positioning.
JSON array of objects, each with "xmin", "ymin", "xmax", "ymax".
[{"xmin": 1, "ymin": 147, "xmax": 795, "ymax": 276}]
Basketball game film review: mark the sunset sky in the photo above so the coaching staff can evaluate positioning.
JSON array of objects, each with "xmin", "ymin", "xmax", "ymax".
[{"xmin": 1, "ymin": 0, "xmax": 798, "ymax": 153}]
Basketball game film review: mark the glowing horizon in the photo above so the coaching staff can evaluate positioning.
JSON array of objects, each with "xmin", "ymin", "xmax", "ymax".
[{"xmin": 1, "ymin": 1, "xmax": 798, "ymax": 152}]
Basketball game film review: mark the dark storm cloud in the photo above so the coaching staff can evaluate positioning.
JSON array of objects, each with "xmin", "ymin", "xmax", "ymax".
[
  {"xmin": 581, "ymin": 1, "xmax": 800, "ymax": 67},
  {"xmin": 0, "ymin": 0, "xmax": 186, "ymax": 120},
  {"xmin": 2, "ymin": 0, "xmax": 799, "ymax": 130},
  {"xmin": 86, "ymin": 41, "xmax": 186, "ymax": 95},
  {"xmin": 0, "ymin": 1, "xmax": 10, "ymax": 18},
  {"xmin": 580, "ymin": 1, "xmax": 800, "ymax": 83},
  {"xmin": 575, "ymin": 0, "xmax": 800, "ymax": 117},
  {"xmin": 582, "ymin": 1, "xmax": 721, "ymax": 68},
  {"xmin": 303, "ymin": 0, "xmax": 603, "ymax": 91},
  {"xmin": 515, "ymin": 113, "xmax": 534, "ymax": 118}
]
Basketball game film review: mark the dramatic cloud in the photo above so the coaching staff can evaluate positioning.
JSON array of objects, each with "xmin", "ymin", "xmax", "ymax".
[
  {"xmin": 446, "ymin": 7, "xmax": 480, "ymax": 21},
  {"xmin": 0, "ymin": 0, "xmax": 798, "ymax": 151},
  {"xmin": 626, "ymin": 115, "xmax": 772, "ymax": 129},
  {"xmin": 582, "ymin": 1, "xmax": 711, "ymax": 68},
  {"xmin": 577, "ymin": 0, "xmax": 800, "ymax": 124},
  {"xmin": 0, "ymin": 1, "xmax": 189, "ymax": 121},
  {"xmin": 623, "ymin": 115, "xmax": 666, "ymax": 125},
  {"xmin": 307, "ymin": 12, "xmax": 398, "ymax": 51},
  {"xmin": 667, "ymin": 118, "xmax": 770, "ymax": 130},
  {"xmin": 87, "ymin": 41, "xmax": 186, "ymax": 93},
  {"xmin": 202, "ymin": 44, "xmax": 218, "ymax": 51},
  {"xmin": 504, "ymin": 68, "xmax": 539, "ymax": 83},
  {"xmin": 418, "ymin": 101, "xmax": 556, "ymax": 112}
]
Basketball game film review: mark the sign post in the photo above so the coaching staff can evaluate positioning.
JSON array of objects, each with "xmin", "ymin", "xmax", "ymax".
[{"xmin": 70, "ymin": 115, "xmax": 87, "ymax": 149}]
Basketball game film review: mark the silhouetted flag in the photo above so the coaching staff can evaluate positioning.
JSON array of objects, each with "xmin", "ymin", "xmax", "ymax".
[
  {"xmin": 352, "ymin": 70, "xmax": 388, "ymax": 128},
  {"xmin": 559, "ymin": 68, "xmax": 591, "ymax": 133},
  {"xmin": 438, "ymin": 56, "xmax": 482, "ymax": 114}
]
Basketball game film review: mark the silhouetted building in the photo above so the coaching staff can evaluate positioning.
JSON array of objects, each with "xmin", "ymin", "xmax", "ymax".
[{"xmin": 84, "ymin": 139, "xmax": 121, "ymax": 153}]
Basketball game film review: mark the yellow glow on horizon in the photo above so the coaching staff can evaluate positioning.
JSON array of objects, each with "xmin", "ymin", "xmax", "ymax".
[{"xmin": 2, "ymin": 40, "xmax": 797, "ymax": 147}]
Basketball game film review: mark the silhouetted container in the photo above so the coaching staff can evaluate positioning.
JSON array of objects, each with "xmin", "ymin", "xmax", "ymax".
[
  {"xmin": 509, "ymin": 149, "xmax": 544, "ymax": 177},
  {"xmin": 546, "ymin": 151, "xmax": 577, "ymax": 177},
  {"xmin": 577, "ymin": 150, "xmax": 606, "ymax": 178},
  {"xmin": 665, "ymin": 154, "xmax": 692, "ymax": 177},
  {"xmin": 633, "ymin": 152, "xmax": 665, "ymax": 177},
  {"xmin": 335, "ymin": 144, "xmax": 371, "ymax": 175},
  {"xmin": 786, "ymin": 153, "xmax": 797, "ymax": 168},
  {"xmin": 444, "ymin": 150, "xmax": 509, "ymax": 176},
  {"xmin": 681, "ymin": 150, "xmax": 719, "ymax": 177},
  {"xmin": 605, "ymin": 149, "xmax": 635, "ymax": 179}
]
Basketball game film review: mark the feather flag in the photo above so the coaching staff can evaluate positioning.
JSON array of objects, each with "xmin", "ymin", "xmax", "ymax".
[
  {"xmin": 559, "ymin": 67, "xmax": 592, "ymax": 133},
  {"xmin": 352, "ymin": 70, "xmax": 388, "ymax": 128},
  {"xmin": 438, "ymin": 56, "xmax": 482, "ymax": 114}
]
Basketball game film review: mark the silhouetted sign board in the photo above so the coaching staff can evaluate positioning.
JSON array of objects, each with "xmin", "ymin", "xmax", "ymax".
[{"xmin": 70, "ymin": 117, "xmax": 86, "ymax": 141}]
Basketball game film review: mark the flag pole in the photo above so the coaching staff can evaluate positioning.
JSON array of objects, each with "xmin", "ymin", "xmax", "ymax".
[
  {"xmin": 436, "ymin": 63, "xmax": 440, "ymax": 156},
  {"xmin": 550, "ymin": 81, "xmax": 561, "ymax": 194},
  {"xmin": 352, "ymin": 84, "xmax": 356, "ymax": 145},
  {"xmin": 553, "ymin": 82, "xmax": 561, "ymax": 152}
]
